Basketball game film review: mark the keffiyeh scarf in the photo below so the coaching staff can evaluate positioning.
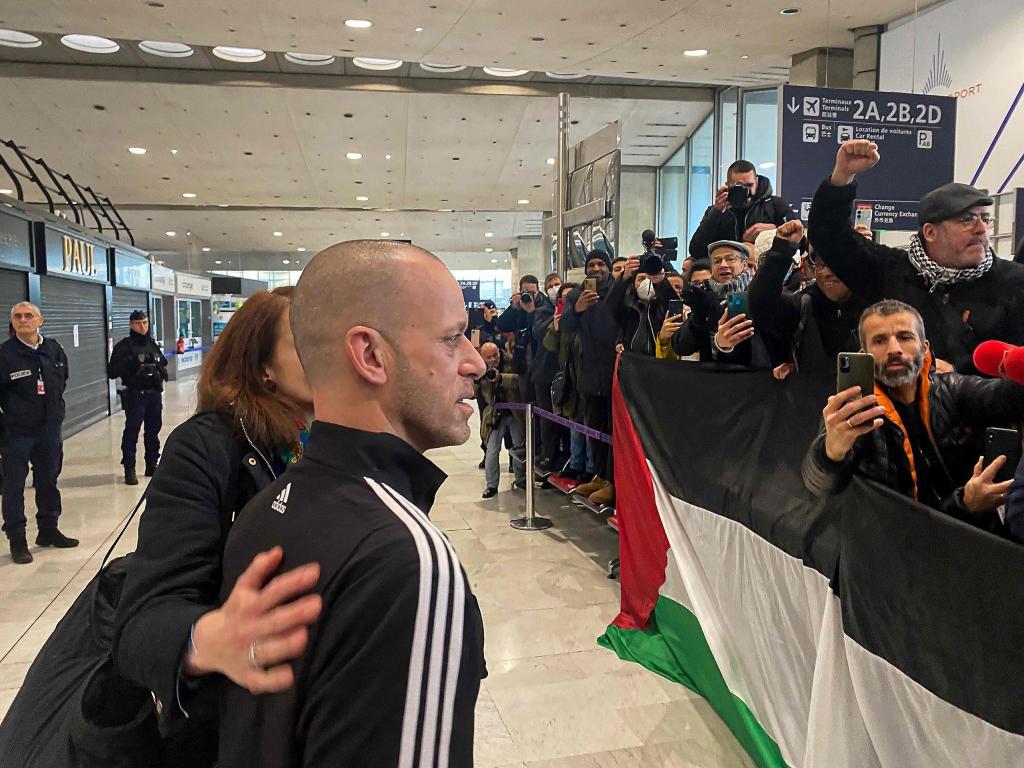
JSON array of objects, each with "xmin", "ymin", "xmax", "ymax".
[{"xmin": 906, "ymin": 234, "xmax": 993, "ymax": 292}]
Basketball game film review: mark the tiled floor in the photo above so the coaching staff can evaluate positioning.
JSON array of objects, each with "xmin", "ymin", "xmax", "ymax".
[{"xmin": 0, "ymin": 378, "xmax": 754, "ymax": 768}]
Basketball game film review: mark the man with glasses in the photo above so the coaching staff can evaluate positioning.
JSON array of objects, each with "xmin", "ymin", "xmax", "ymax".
[{"xmin": 808, "ymin": 139, "xmax": 1024, "ymax": 374}]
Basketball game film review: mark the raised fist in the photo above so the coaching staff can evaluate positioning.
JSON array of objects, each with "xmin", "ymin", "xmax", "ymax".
[{"xmin": 832, "ymin": 140, "xmax": 880, "ymax": 186}]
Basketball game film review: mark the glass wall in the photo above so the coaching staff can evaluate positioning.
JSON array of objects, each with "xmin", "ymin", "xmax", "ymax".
[
  {"xmin": 176, "ymin": 299, "xmax": 203, "ymax": 345},
  {"xmin": 209, "ymin": 269, "xmax": 303, "ymax": 288},
  {"xmin": 450, "ymin": 269, "xmax": 513, "ymax": 305},
  {"xmin": 717, "ymin": 87, "xmax": 739, "ymax": 186},
  {"xmin": 741, "ymin": 89, "xmax": 779, "ymax": 191},
  {"xmin": 657, "ymin": 143, "xmax": 688, "ymax": 242},
  {"xmin": 687, "ymin": 116, "xmax": 715, "ymax": 243}
]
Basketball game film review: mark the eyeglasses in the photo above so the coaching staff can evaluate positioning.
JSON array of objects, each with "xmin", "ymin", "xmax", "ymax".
[
  {"xmin": 710, "ymin": 254, "xmax": 742, "ymax": 266},
  {"xmin": 952, "ymin": 212, "xmax": 994, "ymax": 228}
]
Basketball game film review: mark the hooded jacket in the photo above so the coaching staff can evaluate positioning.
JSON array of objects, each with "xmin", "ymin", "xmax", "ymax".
[
  {"xmin": 688, "ymin": 174, "xmax": 796, "ymax": 260},
  {"xmin": 802, "ymin": 353, "xmax": 1024, "ymax": 528},
  {"xmin": 808, "ymin": 179, "xmax": 1024, "ymax": 374},
  {"xmin": 560, "ymin": 277, "xmax": 618, "ymax": 398}
]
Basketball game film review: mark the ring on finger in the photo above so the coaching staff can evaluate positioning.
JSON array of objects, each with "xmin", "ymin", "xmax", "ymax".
[
  {"xmin": 846, "ymin": 418, "xmax": 854, "ymax": 429},
  {"xmin": 248, "ymin": 639, "xmax": 261, "ymax": 669}
]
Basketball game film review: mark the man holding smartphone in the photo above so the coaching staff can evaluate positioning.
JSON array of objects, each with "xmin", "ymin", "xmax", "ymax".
[{"xmin": 803, "ymin": 300, "xmax": 1024, "ymax": 531}]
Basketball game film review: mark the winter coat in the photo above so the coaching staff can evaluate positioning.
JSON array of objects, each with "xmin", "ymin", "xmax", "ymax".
[
  {"xmin": 607, "ymin": 275, "xmax": 675, "ymax": 357},
  {"xmin": 108, "ymin": 331, "xmax": 168, "ymax": 392},
  {"xmin": 476, "ymin": 371, "xmax": 523, "ymax": 444},
  {"xmin": 687, "ymin": 174, "xmax": 796, "ymax": 259},
  {"xmin": 1007, "ymin": 455, "xmax": 1024, "ymax": 543},
  {"xmin": 560, "ymin": 279, "xmax": 619, "ymax": 398},
  {"xmin": 808, "ymin": 179, "xmax": 1024, "ymax": 374}
]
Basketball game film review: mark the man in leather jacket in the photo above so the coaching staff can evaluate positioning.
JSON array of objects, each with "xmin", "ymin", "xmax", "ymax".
[
  {"xmin": 803, "ymin": 300, "xmax": 1024, "ymax": 532},
  {"xmin": 108, "ymin": 310, "xmax": 168, "ymax": 485}
]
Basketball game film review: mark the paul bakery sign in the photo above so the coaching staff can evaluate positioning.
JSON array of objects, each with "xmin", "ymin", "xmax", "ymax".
[{"xmin": 43, "ymin": 228, "xmax": 109, "ymax": 282}]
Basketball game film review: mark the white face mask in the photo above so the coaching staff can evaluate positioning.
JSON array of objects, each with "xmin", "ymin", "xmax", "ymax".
[
  {"xmin": 546, "ymin": 285, "xmax": 561, "ymax": 303},
  {"xmin": 636, "ymin": 278, "xmax": 656, "ymax": 302}
]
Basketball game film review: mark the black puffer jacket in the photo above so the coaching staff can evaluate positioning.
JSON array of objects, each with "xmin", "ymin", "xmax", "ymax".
[
  {"xmin": 803, "ymin": 359, "xmax": 1024, "ymax": 526},
  {"xmin": 808, "ymin": 179, "xmax": 1024, "ymax": 374},
  {"xmin": 561, "ymin": 279, "xmax": 618, "ymax": 398},
  {"xmin": 688, "ymin": 174, "xmax": 796, "ymax": 259}
]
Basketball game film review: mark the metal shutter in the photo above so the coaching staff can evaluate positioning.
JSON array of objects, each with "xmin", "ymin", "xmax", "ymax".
[
  {"xmin": 39, "ymin": 276, "xmax": 108, "ymax": 437},
  {"xmin": 111, "ymin": 287, "xmax": 148, "ymax": 343},
  {"xmin": 0, "ymin": 270, "xmax": 28, "ymax": 325}
]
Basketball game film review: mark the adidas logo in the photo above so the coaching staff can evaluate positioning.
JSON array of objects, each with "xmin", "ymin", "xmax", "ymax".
[{"xmin": 271, "ymin": 482, "xmax": 291, "ymax": 514}]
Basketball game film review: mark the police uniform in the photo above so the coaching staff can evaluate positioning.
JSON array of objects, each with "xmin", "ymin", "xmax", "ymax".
[
  {"xmin": 0, "ymin": 332, "xmax": 71, "ymax": 548},
  {"xmin": 107, "ymin": 311, "xmax": 168, "ymax": 484}
]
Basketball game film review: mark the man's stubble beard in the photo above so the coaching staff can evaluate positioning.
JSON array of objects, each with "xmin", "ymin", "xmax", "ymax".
[
  {"xmin": 875, "ymin": 352, "xmax": 925, "ymax": 389},
  {"xmin": 392, "ymin": 358, "xmax": 471, "ymax": 451}
]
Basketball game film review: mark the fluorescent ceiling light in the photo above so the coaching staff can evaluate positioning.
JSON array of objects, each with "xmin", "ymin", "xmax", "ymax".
[
  {"xmin": 61, "ymin": 34, "xmax": 120, "ymax": 54},
  {"xmin": 0, "ymin": 188, "xmax": 13, "ymax": 195},
  {"xmin": 545, "ymin": 71, "xmax": 585, "ymax": 80},
  {"xmin": 345, "ymin": 19, "xmax": 373, "ymax": 29},
  {"xmin": 0, "ymin": 30, "xmax": 42, "ymax": 49},
  {"xmin": 139, "ymin": 40, "xmax": 193, "ymax": 58},
  {"xmin": 490, "ymin": 259, "xmax": 498, "ymax": 263},
  {"xmin": 212, "ymin": 46, "xmax": 266, "ymax": 63},
  {"xmin": 128, "ymin": 147, "xmax": 147, "ymax": 155},
  {"xmin": 201, "ymin": 247, "xmax": 211, "ymax": 252},
  {"xmin": 282, "ymin": 259, "xmax": 291, "ymax": 264},
  {"xmin": 273, "ymin": 231, "xmax": 283, "ymax": 237},
  {"xmin": 182, "ymin": 192, "xmax": 196, "ymax": 198},
  {"xmin": 484, "ymin": 232, "xmax": 493, "ymax": 238},
  {"xmin": 485, "ymin": 248, "xmax": 494, "ymax": 253},
  {"xmin": 419, "ymin": 62, "xmax": 467, "ymax": 74},
  {"xmin": 380, "ymin": 232, "xmax": 390, "ymax": 237},
  {"xmin": 285, "ymin": 52, "xmax": 336, "ymax": 66},
  {"xmin": 214, "ymin": 260, "xmax": 222, "ymax": 264},
  {"xmin": 684, "ymin": 49, "xmax": 708, "ymax": 57},
  {"xmin": 355, "ymin": 195, "xmax": 369, "ymax": 201},
  {"xmin": 517, "ymin": 199, "xmax": 530, "ymax": 205},
  {"xmin": 165, "ymin": 231, "xmax": 176, "ymax": 237},
  {"xmin": 297, "ymin": 247, "xmax": 306, "ymax": 252},
  {"xmin": 346, "ymin": 152, "xmax": 362, "ymax": 160},
  {"xmin": 546, "ymin": 157, "xmax": 556, "ymax": 165},
  {"xmin": 353, "ymin": 57, "xmax": 403, "ymax": 71},
  {"xmin": 483, "ymin": 67, "xmax": 529, "ymax": 77}
]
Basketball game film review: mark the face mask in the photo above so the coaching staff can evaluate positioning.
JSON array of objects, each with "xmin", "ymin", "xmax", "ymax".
[
  {"xmin": 636, "ymin": 278, "xmax": 656, "ymax": 302},
  {"xmin": 547, "ymin": 285, "xmax": 561, "ymax": 303}
]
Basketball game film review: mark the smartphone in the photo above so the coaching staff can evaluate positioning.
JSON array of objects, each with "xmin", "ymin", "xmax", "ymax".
[
  {"xmin": 583, "ymin": 277, "xmax": 598, "ymax": 294},
  {"xmin": 727, "ymin": 291, "xmax": 749, "ymax": 318},
  {"xmin": 555, "ymin": 297, "xmax": 565, "ymax": 315},
  {"xmin": 837, "ymin": 352, "xmax": 875, "ymax": 397},
  {"xmin": 470, "ymin": 329, "xmax": 481, "ymax": 348},
  {"xmin": 667, "ymin": 299, "xmax": 685, "ymax": 318},
  {"xmin": 855, "ymin": 204, "xmax": 874, "ymax": 230},
  {"xmin": 984, "ymin": 427, "xmax": 1022, "ymax": 484}
]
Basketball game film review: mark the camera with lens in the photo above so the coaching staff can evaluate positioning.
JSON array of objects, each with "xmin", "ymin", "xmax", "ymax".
[
  {"xmin": 520, "ymin": 291, "xmax": 534, "ymax": 305},
  {"xmin": 728, "ymin": 183, "xmax": 751, "ymax": 210},
  {"xmin": 484, "ymin": 366, "xmax": 500, "ymax": 382},
  {"xmin": 640, "ymin": 229, "xmax": 678, "ymax": 273}
]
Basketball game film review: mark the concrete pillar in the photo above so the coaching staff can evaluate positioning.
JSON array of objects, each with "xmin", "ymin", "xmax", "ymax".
[
  {"xmin": 513, "ymin": 237, "xmax": 547, "ymax": 284},
  {"xmin": 852, "ymin": 25, "xmax": 882, "ymax": 91},
  {"xmin": 618, "ymin": 167, "xmax": 657, "ymax": 258},
  {"xmin": 509, "ymin": 246, "xmax": 519, "ymax": 287},
  {"xmin": 790, "ymin": 47, "xmax": 853, "ymax": 88}
]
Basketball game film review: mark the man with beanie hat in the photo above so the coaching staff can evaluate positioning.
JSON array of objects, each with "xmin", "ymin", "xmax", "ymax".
[
  {"xmin": 561, "ymin": 250, "xmax": 618, "ymax": 507},
  {"xmin": 108, "ymin": 309, "xmax": 168, "ymax": 485},
  {"xmin": 808, "ymin": 139, "xmax": 1024, "ymax": 374}
]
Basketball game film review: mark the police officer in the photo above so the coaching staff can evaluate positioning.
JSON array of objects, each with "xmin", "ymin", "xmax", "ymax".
[
  {"xmin": 108, "ymin": 309, "xmax": 168, "ymax": 485},
  {"xmin": 0, "ymin": 301, "xmax": 76, "ymax": 564}
]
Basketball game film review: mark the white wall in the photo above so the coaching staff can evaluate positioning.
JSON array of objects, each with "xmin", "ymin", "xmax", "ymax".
[
  {"xmin": 619, "ymin": 167, "xmax": 657, "ymax": 258},
  {"xmin": 880, "ymin": 0, "xmax": 1024, "ymax": 194}
]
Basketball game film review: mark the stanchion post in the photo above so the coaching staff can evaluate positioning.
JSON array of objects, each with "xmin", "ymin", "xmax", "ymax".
[{"xmin": 510, "ymin": 403, "xmax": 553, "ymax": 531}]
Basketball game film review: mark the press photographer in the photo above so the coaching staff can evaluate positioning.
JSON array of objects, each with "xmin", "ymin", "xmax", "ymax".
[
  {"xmin": 476, "ymin": 341, "xmax": 526, "ymax": 498},
  {"xmin": 609, "ymin": 232, "xmax": 677, "ymax": 357}
]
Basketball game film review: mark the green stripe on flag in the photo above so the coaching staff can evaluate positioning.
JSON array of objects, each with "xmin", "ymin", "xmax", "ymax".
[{"xmin": 598, "ymin": 596, "xmax": 789, "ymax": 768}]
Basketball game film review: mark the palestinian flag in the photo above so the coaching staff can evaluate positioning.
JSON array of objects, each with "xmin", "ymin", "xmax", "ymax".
[{"xmin": 598, "ymin": 353, "xmax": 1024, "ymax": 767}]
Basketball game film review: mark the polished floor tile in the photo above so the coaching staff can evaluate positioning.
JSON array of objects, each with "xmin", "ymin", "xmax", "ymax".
[{"xmin": 0, "ymin": 378, "xmax": 752, "ymax": 766}]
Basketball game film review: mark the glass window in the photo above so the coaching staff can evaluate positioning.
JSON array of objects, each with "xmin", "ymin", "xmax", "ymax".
[
  {"xmin": 150, "ymin": 296, "xmax": 165, "ymax": 350},
  {"xmin": 741, "ymin": 89, "xmax": 779, "ymax": 190},
  {"xmin": 717, "ymin": 88, "xmax": 739, "ymax": 186},
  {"xmin": 177, "ymin": 299, "xmax": 203, "ymax": 346},
  {"xmin": 687, "ymin": 115, "xmax": 715, "ymax": 244},
  {"xmin": 658, "ymin": 144, "xmax": 688, "ymax": 241}
]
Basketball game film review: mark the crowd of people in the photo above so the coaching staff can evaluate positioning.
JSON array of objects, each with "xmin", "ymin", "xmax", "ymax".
[{"xmin": 467, "ymin": 139, "xmax": 1024, "ymax": 543}]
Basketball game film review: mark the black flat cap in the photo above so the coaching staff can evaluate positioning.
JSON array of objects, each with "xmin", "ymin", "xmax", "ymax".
[
  {"xmin": 129, "ymin": 310, "xmax": 148, "ymax": 321},
  {"xmin": 919, "ymin": 183, "xmax": 993, "ymax": 224}
]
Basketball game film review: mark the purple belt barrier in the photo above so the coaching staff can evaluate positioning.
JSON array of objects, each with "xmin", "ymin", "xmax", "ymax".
[{"xmin": 491, "ymin": 402, "xmax": 612, "ymax": 444}]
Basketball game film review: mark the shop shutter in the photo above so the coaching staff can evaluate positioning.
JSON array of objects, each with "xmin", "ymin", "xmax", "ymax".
[{"xmin": 0, "ymin": 270, "xmax": 29, "ymax": 326}]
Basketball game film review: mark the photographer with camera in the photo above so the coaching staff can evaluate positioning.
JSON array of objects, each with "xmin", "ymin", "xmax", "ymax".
[
  {"xmin": 476, "ymin": 342, "xmax": 527, "ymax": 498},
  {"xmin": 497, "ymin": 274, "xmax": 551, "ymax": 401},
  {"xmin": 608, "ymin": 240, "xmax": 676, "ymax": 357},
  {"xmin": 108, "ymin": 309, "xmax": 169, "ymax": 485},
  {"xmin": 688, "ymin": 160, "xmax": 797, "ymax": 260}
]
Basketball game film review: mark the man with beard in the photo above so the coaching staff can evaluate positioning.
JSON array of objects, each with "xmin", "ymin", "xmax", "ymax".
[
  {"xmin": 216, "ymin": 240, "xmax": 487, "ymax": 768},
  {"xmin": 809, "ymin": 140, "xmax": 1024, "ymax": 374},
  {"xmin": 802, "ymin": 300, "xmax": 1024, "ymax": 530}
]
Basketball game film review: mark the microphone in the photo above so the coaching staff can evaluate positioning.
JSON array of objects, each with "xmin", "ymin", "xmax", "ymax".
[{"xmin": 973, "ymin": 339, "xmax": 1024, "ymax": 384}]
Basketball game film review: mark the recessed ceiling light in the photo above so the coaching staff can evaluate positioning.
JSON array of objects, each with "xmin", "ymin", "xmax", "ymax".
[
  {"xmin": 217, "ymin": 203, "xmax": 229, "ymax": 207},
  {"xmin": 355, "ymin": 195, "xmax": 369, "ymax": 201},
  {"xmin": 780, "ymin": 7, "xmax": 801, "ymax": 14},
  {"xmin": 297, "ymin": 247, "xmax": 306, "ymax": 252},
  {"xmin": 353, "ymin": 57, "xmax": 403, "ymax": 71},
  {"xmin": 128, "ymin": 147, "xmax": 147, "ymax": 155},
  {"xmin": 0, "ymin": 30, "xmax": 42, "ymax": 49},
  {"xmin": 214, "ymin": 260, "xmax": 222, "ymax": 264},
  {"xmin": 346, "ymin": 152, "xmax": 363, "ymax": 160},
  {"xmin": 483, "ymin": 67, "xmax": 530, "ymax": 77},
  {"xmin": 485, "ymin": 248, "xmax": 494, "ymax": 253},
  {"xmin": 283, "ymin": 259, "xmax": 291, "ymax": 265},
  {"xmin": 415, "ymin": 27, "xmax": 424, "ymax": 32},
  {"xmin": 419, "ymin": 62, "xmax": 467, "ymax": 74},
  {"xmin": 201, "ymin": 247, "xmax": 211, "ymax": 252},
  {"xmin": 546, "ymin": 157, "xmax": 556, "ymax": 165},
  {"xmin": 212, "ymin": 46, "xmax": 266, "ymax": 63},
  {"xmin": 380, "ymin": 231, "xmax": 390, "ymax": 237},
  {"xmin": 284, "ymin": 52, "xmax": 336, "ymax": 66},
  {"xmin": 0, "ymin": 188, "xmax": 13, "ymax": 195},
  {"xmin": 61, "ymin": 34, "xmax": 120, "ymax": 54},
  {"xmin": 490, "ymin": 259, "xmax": 498, "ymax": 263},
  {"xmin": 345, "ymin": 19, "xmax": 373, "ymax": 29},
  {"xmin": 517, "ymin": 199, "xmax": 530, "ymax": 205},
  {"xmin": 684, "ymin": 49, "xmax": 708, "ymax": 57},
  {"xmin": 182, "ymin": 192, "xmax": 196, "ymax": 198},
  {"xmin": 385, "ymin": 153, "xmax": 392, "ymax": 160},
  {"xmin": 139, "ymin": 40, "xmax": 193, "ymax": 58},
  {"xmin": 165, "ymin": 231, "xmax": 176, "ymax": 237},
  {"xmin": 170, "ymin": 149, "xmax": 178, "ymax": 155},
  {"xmin": 485, "ymin": 232, "xmax": 493, "ymax": 238},
  {"xmin": 741, "ymin": 55, "xmax": 750, "ymax": 59},
  {"xmin": 545, "ymin": 71, "xmax": 585, "ymax": 80},
  {"xmin": 273, "ymin": 231, "xmax": 283, "ymax": 237}
]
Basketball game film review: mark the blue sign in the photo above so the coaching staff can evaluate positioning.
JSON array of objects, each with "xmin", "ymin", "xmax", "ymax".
[
  {"xmin": 779, "ymin": 85, "xmax": 957, "ymax": 231},
  {"xmin": 459, "ymin": 280, "xmax": 480, "ymax": 304},
  {"xmin": 113, "ymin": 249, "xmax": 152, "ymax": 290}
]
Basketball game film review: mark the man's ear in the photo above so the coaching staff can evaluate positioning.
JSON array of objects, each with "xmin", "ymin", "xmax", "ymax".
[
  {"xmin": 345, "ymin": 326, "xmax": 389, "ymax": 386},
  {"xmin": 921, "ymin": 223, "xmax": 938, "ymax": 244}
]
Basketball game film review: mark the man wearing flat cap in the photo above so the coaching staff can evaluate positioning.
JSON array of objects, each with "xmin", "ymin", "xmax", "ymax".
[
  {"xmin": 108, "ymin": 309, "xmax": 168, "ymax": 485},
  {"xmin": 807, "ymin": 139, "xmax": 1024, "ymax": 374}
]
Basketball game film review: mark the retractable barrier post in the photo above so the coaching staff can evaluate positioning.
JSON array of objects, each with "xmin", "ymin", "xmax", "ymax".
[{"xmin": 510, "ymin": 403, "xmax": 553, "ymax": 531}]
